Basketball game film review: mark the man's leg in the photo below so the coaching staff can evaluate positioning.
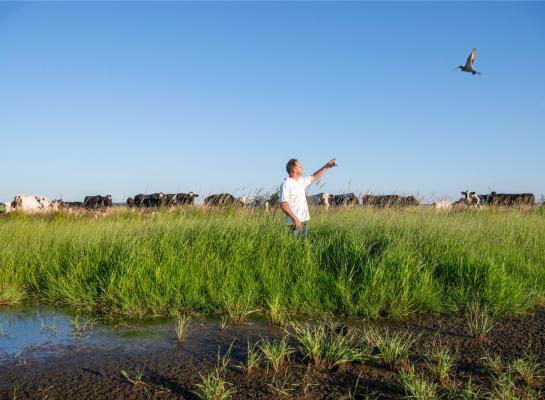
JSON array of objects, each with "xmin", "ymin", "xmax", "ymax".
[
  {"xmin": 300, "ymin": 222, "xmax": 308, "ymax": 241},
  {"xmin": 290, "ymin": 222, "xmax": 307, "ymax": 241}
]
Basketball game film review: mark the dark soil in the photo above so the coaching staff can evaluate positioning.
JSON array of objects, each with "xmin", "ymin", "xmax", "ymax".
[{"xmin": 2, "ymin": 310, "xmax": 545, "ymax": 399}]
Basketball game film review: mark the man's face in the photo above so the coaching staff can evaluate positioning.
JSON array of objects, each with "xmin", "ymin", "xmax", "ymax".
[{"xmin": 294, "ymin": 161, "xmax": 304, "ymax": 176}]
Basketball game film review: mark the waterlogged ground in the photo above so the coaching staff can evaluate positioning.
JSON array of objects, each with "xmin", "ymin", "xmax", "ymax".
[{"xmin": 2, "ymin": 304, "xmax": 545, "ymax": 399}]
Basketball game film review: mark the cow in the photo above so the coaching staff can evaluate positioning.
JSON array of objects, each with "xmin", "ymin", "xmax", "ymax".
[
  {"xmin": 433, "ymin": 200, "xmax": 453, "ymax": 211},
  {"xmin": 307, "ymin": 192, "xmax": 332, "ymax": 208},
  {"xmin": 1, "ymin": 201, "xmax": 15, "ymax": 214},
  {"xmin": 9, "ymin": 195, "xmax": 61, "ymax": 213},
  {"xmin": 361, "ymin": 195, "xmax": 420, "ymax": 207},
  {"xmin": 238, "ymin": 195, "xmax": 270, "ymax": 210},
  {"xmin": 174, "ymin": 192, "xmax": 199, "ymax": 205},
  {"xmin": 461, "ymin": 191, "xmax": 481, "ymax": 207},
  {"xmin": 238, "ymin": 195, "xmax": 255, "ymax": 206},
  {"xmin": 330, "ymin": 193, "xmax": 359, "ymax": 207},
  {"xmin": 83, "ymin": 195, "xmax": 113, "ymax": 209},
  {"xmin": 131, "ymin": 193, "xmax": 164, "ymax": 208},
  {"xmin": 59, "ymin": 201, "xmax": 84, "ymax": 209},
  {"xmin": 204, "ymin": 193, "xmax": 244, "ymax": 207},
  {"xmin": 485, "ymin": 192, "xmax": 535, "ymax": 207}
]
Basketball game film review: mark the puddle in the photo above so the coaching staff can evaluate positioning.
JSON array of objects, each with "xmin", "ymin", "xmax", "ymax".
[{"xmin": 0, "ymin": 303, "xmax": 283, "ymax": 366}]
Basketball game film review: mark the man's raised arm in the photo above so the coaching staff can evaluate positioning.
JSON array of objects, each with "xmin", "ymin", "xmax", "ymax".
[{"xmin": 311, "ymin": 158, "xmax": 337, "ymax": 182}]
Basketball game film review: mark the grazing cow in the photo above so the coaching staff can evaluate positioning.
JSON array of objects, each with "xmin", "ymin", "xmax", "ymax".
[
  {"xmin": 204, "ymin": 193, "xmax": 243, "ymax": 207},
  {"xmin": 175, "ymin": 192, "xmax": 199, "ymax": 205},
  {"xmin": 237, "ymin": 195, "xmax": 270, "ymax": 210},
  {"xmin": 59, "ymin": 201, "xmax": 84, "ymax": 209},
  {"xmin": 485, "ymin": 192, "xmax": 535, "ymax": 207},
  {"xmin": 307, "ymin": 192, "xmax": 332, "ymax": 208},
  {"xmin": 433, "ymin": 200, "xmax": 453, "ymax": 211},
  {"xmin": 163, "ymin": 194, "xmax": 178, "ymax": 207},
  {"xmin": 83, "ymin": 195, "xmax": 113, "ymax": 209},
  {"xmin": 361, "ymin": 195, "xmax": 420, "ymax": 207},
  {"xmin": 131, "ymin": 193, "xmax": 164, "ymax": 207},
  {"xmin": 10, "ymin": 195, "xmax": 61, "ymax": 213},
  {"xmin": 331, "ymin": 193, "xmax": 359, "ymax": 207}
]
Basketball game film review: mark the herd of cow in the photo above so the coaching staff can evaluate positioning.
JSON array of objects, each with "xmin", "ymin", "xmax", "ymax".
[{"xmin": 0, "ymin": 190, "xmax": 539, "ymax": 215}]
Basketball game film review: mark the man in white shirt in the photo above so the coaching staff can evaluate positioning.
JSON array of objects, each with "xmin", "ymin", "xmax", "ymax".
[{"xmin": 279, "ymin": 158, "xmax": 337, "ymax": 239}]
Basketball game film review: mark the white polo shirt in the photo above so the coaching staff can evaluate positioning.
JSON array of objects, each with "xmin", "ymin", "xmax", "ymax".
[{"xmin": 279, "ymin": 176, "xmax": 314, "ymax": 225}]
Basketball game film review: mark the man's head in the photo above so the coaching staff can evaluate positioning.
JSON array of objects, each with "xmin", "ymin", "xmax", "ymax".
[{"xmin": 286, "ymin": 159, "xmax": 303, "ymax": 178}]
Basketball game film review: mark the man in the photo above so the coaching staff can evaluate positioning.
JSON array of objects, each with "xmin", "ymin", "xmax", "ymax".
[{"xmin": 279, "ymin": 158, "xmax": 337, "ymax": 240}]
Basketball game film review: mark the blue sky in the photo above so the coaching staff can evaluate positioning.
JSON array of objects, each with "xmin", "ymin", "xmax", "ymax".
[{"xmin": 1, "ymin": 1, "xmax": 544, "ymax": 203}]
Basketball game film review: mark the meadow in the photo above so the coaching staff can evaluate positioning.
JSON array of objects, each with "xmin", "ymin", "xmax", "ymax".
[{"xmin": 1, "ymin": 206, "xmax": 544, "ymax": 319}]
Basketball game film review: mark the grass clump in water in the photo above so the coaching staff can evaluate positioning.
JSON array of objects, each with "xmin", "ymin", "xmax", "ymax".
[
  {"xmin": 70, "ymin": 315, "xmax": 95, "ymax": 337},
  {"xmin": 174, "ymin": 313, "xmax": 191, "ymax": 343}
]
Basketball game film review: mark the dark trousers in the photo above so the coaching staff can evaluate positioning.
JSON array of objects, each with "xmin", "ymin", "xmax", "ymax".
[{"xmin": 289, "ymin": 221, "xmax": 308, "ymax": 241}]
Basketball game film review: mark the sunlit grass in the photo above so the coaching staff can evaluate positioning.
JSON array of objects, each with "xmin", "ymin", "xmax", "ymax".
[{"xmin": 0, "ymin": 207, "xmax": 544, "ymax": 318}]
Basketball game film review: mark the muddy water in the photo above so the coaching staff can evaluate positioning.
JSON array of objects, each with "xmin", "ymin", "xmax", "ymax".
[{"xmin": 0, "ymin": 304, "xmax": 283, "ymax": 366}]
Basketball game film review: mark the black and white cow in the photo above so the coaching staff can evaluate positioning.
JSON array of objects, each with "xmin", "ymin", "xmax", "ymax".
[
  {"xmin": 330, "ymin": 193, "xmax": 359, "ymax": 207},
  {"xmin": 204, "ymin": 193, "xmax": 244, "ymax": 207},
  {"xmin": 307, "ymin": 192, "xmax": 332, "ymax": 208},
  {"xmin": 83, "ymin": 195, "xmax": 113, "ymax": 209},
  {"xmin": 486, "ymin": 192, "xmax": 535, "ymax": 207},
  {"xmin": 361, "ymin": 195, "xmax": 419, "ymax": 207}
]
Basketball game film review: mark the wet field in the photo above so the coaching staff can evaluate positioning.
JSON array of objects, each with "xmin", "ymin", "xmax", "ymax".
[{"xmin": 2, "ymin": 304, "xmax": 545, "ymax": 399}]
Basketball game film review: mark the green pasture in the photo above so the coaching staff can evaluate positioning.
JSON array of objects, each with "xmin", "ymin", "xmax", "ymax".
[{"xmin": 1, "ymin": 207, "xmax": 544, "ymax": 318}]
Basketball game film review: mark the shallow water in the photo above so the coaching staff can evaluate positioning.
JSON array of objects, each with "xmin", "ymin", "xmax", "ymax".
[{"xmin": 0, "ymin": 303, "xmax": 283, "ymax": 366}]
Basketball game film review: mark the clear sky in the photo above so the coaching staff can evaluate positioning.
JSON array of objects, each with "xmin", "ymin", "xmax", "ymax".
[{"xmin": 1, "ymin": 1, "xmax": 544, "ymax": 203}]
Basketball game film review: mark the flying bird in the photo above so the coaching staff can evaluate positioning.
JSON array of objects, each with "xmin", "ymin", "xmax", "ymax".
[{"xmin": 458, "ymin": 48, "xmax": 481, "ymax": 75}]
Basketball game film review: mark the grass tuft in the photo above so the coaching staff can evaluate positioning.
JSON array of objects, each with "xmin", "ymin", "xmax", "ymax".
[
  {"xmin": 193, "ymin": 346, "xmax": 236, "ymax": 400},
  {"xmin": 259, "ymin": 337, "xmax": 293, "ymax": 373},
  {"xmin": 466, "ymin": 301, "xmax": 495, "ymax": 340},
  {"xmin": 510, "ymin": 352, "xmax": 542, "ymax": 387},
  {"xmin": 70, "ymin": 315, "xmax": 95, "ymax": 337},
  {"xmin": 289, "ymin": 321, "xmax": 368, "ymax": 369},
  {"xmin": 425, "ymin": 340, "xmax": 455, "ymax": 385},
  {"xmin": 0, "ymin": 284, "xmax": 25, "ymax": 306},
  {"xmin": 267, "ymin": 296, "xmax": 287, "ymax": 326},
  {"xmin": 174, "ymin": 313, "xmax": 191, "ymax": 343},
  {"xmin": 399, "ymin": 365, "xmax": 438, "ymax": 399},
  {"xmin": 225, "ymin": 296, "xmax": 259, "ymax": 325},
  {"xmin": 242, "ymin": 340, "xmax": 262, "ymax": 375},
  {"xmin": 365, "ymin": 326, "xmax": 415, "ymax": 370}
]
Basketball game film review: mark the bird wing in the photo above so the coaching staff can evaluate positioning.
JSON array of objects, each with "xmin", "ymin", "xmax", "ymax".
[{"xmin": 465, "ymin": 48, "xmax": 477, "ymax": 69}]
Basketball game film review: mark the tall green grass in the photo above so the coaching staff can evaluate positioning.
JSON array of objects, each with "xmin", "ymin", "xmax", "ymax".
[{"xmin": 0, "ymin": 207, "xmax": 544, "ymax": 317}]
